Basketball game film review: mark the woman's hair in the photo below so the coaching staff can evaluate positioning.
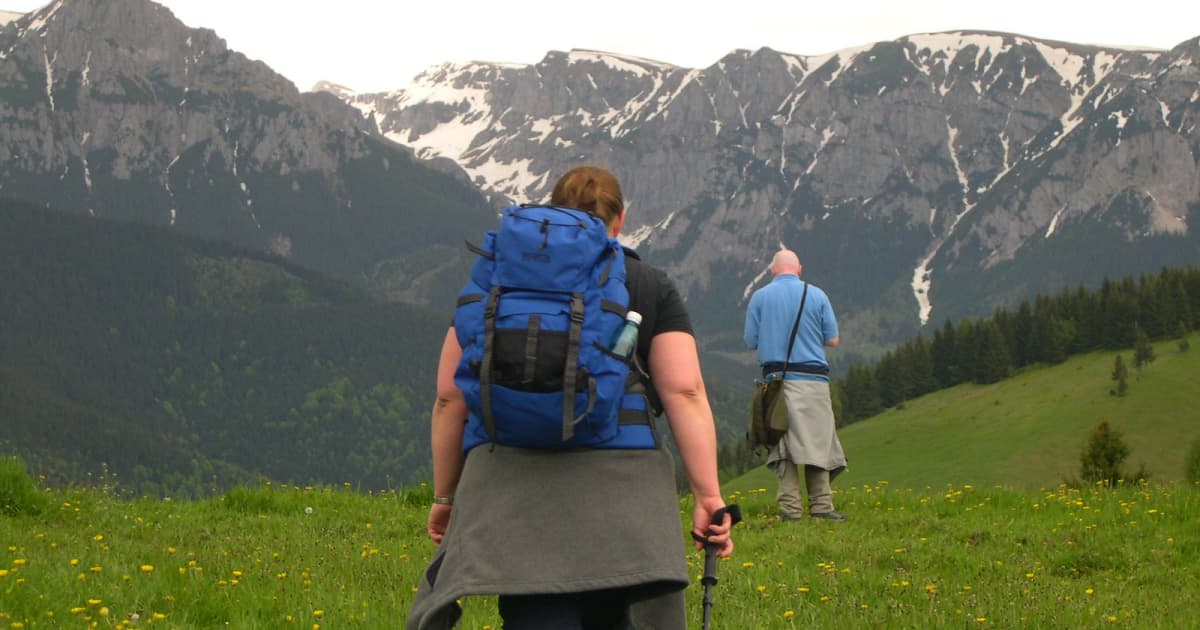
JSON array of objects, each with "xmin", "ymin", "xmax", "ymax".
[{"xmin": 549, "ymin": 165, "xmax": 624, "ymax": 227}]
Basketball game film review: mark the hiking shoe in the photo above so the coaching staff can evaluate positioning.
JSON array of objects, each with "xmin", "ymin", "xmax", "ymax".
[
  {"xmin": 781, "ymin": 514, "xmax": 805, "ymax": 522},
  {"xmin": 810, "ymin": 510, "xmax": 847, "ymax": 521}
]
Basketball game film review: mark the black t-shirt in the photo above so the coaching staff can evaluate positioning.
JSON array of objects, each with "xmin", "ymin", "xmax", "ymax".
[{"xmin": 623, "ymin": 248, "xmax": 694, "ymax": 369}]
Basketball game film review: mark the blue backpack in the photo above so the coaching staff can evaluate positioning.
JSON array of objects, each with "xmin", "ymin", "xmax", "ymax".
[{"xmin": 453, "ymin": 204, "xmax": 658, "ymax": 451}]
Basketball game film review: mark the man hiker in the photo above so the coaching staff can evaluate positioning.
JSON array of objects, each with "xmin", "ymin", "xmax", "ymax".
[{"xmin": 744, "ymin": 248, "xmax": 848, "ymax": 521}]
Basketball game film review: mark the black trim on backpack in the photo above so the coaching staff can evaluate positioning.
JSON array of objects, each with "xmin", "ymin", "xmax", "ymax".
[
  {"xmin": 522, "ymin": 314, "xmax": 541, "ymax": 388},
  {"xmin": 480, "ymin": 286, "xmax": 501, "ymax": 444},
  {"xmin": 561, "ymin": 292, "xmax": 586, "ymax": 440},
  {"xmin": 465, "ymin": 241, "xmax": 494, "ymax": 259},
  {"xmin": 457, "ymin": 294, "xmax": 484, "ymax": 307},
  {"xmin": 600, "ymin": 300, "xmax": 626, "ymax": 316}
]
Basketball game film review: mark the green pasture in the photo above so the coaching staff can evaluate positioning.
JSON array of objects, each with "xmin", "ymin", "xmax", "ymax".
[
  {"xmin": 733, "ymin": 339, "xmax": 1200, "ymax": 495},
  {"xmin": 2, "ymin": 474, "xmax": 1198, "ymax": 628},
  {"xmin": 2, "ymin": 340, "xmax": 1199, "ymax": 628}
]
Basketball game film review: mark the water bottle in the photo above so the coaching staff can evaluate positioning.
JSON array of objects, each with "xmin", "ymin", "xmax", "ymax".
[{"xmin": 609, "ymin": 311, "xmax": 642, "ymax": 360}]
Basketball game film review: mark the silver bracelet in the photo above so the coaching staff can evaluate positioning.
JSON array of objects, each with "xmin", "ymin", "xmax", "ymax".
[{"xmin": 432, "ymin": 495, "xmax": 454, "ymax": 506}]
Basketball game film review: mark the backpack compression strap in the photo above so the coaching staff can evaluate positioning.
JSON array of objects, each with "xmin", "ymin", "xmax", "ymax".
[
  {"xmin": 562, "ymin": 292, "xmax": 593, "ymax": 440},
  {"xmin": 480, "ymin": 286, "xmax": 501, "ymax": 444}
]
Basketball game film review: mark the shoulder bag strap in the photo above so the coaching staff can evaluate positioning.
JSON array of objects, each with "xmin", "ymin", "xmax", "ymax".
[{"xmin": 780, "ymin": 282, "xmax": 809, "ymax": 376}]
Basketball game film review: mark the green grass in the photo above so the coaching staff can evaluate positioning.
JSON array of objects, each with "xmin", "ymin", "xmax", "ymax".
[
  {"xmin": 1, "ymin": 480, "xmax": 1198, "ymax": 628},
  {"xmin": 3, "ymin": 341, "xmax": 1199, "ymax": 628},
  {"xmin": 734, "ymin": 339, "xmax": 1200, "ymax": 494}
]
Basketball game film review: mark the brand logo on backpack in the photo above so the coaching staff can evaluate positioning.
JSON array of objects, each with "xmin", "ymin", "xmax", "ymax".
[{"xmin": 453, "ymin": 204, "xmax": 658, "ymax": 451}]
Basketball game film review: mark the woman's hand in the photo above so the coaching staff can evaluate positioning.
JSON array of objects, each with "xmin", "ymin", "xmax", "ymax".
[
  {"xmin": 427, "ymin": 504, "xmax": 453, "ymax": 545},
  {"xmin": 691, "ymin": 496, "xmax": 734, "ymax": 558}
]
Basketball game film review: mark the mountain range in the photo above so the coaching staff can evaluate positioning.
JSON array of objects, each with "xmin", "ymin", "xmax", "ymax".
[
  {"xmin": 2, "ymin": 0, "xmax": 1198, "ymax": 489},
  {"xmin": 0, "ymin": 0, "xmax": 494, "ymax": 309},
  {"xmin": 4, "ymin": 0, "xmax": 1197, "ymax": 359},
  {"xmin": 327, "ymin": 31, "xmax": 1200, "ymax": 359}
]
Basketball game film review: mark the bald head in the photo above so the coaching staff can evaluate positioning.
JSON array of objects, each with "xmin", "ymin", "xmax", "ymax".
[{"xmin": 770, "ymin": 249, "xmax": 802, "ymax": 276}]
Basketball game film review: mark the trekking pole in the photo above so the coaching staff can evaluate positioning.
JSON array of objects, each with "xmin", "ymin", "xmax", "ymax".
[{"xmin": 691, "ymin": 504, "xmax": 743, "ymax": 630}]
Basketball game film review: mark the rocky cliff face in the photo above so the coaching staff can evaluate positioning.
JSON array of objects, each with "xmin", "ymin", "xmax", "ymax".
[
  {"xmin": 0, "ymin": 0, "xmax": 491, "ymax": 292},
  {"xmin": 2, "ymin": 1, "xmax": 1195, "ymax": 357},
  {"xmin": 329, "ymin": 33, "xmax": 1200, "ymax": 353}
]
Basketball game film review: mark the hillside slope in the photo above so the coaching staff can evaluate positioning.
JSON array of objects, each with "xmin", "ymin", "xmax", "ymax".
[
  {"xmin": 0, "ymin": 198, "xmax": 448, "ymax": 495},
  {"xmin": 728, "ymin": 339, "xmax": 1200, "ymax": 493}
]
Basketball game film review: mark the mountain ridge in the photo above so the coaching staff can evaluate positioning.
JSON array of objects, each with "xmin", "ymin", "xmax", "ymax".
[
  {"xmin": 323, "ymin": 30, "xmax": 1199, "ymax": 354},
  {"xmin": 0, "ymin": 0, "xmax": 493, "ymax": 303}
]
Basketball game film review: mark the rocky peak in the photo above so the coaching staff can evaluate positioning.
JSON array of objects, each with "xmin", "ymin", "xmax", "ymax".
[{"xmin": 325, "ymin": 30, "xmax": 1198, "ymax": 348}]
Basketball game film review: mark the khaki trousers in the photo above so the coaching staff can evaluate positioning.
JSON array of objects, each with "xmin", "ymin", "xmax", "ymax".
[{"xmin": 776, "ymin": 463, "xmax": 834, "ymax": 518}]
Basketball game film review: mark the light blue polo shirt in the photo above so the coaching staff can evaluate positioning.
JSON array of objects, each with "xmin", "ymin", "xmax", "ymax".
[{"xmin": 744, "ymin": 274, "xmax": 838, "ymax": 381}]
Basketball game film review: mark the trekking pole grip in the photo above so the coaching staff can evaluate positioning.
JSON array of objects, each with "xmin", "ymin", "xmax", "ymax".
[{"xmin": 692, "ymin": 504, "xmax": 743, "ymax": 586}]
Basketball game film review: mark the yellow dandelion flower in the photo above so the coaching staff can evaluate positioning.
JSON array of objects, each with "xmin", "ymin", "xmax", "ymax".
[
  {"xmin": 232, "ymin": 570, "xmax": 243, "ymax": 578},
  {"xmin": 89, "ymin": 566, "xmax": 102, "ymax": 573},
  {"xmin": 153, "ymin": 613, "xmax": 166, "ymax": 621},
  {"xmin": 69, "ymin": 608, "xmax": 85, "ymax": 615},
  {"xmin": 99, "ymin": 607, "xmax": 109, "ymax": 617},
  {"xmin": 167, "ymin": 547, "xmax": 177, "ymax": 554},
  {"xmin": 140, "ymin": 565, "xmax": 154, "ymax": 573},
  {"xmin": 0, "ymin": 570, "xmax": 7, "ymax": 577},
  {"xmin": 1026, "ymin": 572, "xmax": 1036, "ymax": 579},
  {"xmin": 1086, "ymin": 588, "xmax": 1095, "ymax": 596},
  {"xmin": 93, "ymin": 535, "xmax": 103, "ymax": 542},
  {"xmin": 742, "ymin": 562, "xmax": 754, "ymax": 568},
  {"xmin": 313, "ymin": 610, "xmax": 325, "ymax": 618},
  {"xmin": 925, "ymin": 584, "xmax": 938, "ymax": 595},
  {"xmin": 12, "ymin": 559, "xmax": 26, "ymax": 567},
  {"xmin": 1107, "ymin": 616, "xmax": 1118, "ymax": 623},
  {"xmin": 819, "ymin": 595, "xmax": 830, "ymax": 603},
  {"xmin": 70, "ymin": 558, "xmax": 80, "ymax": 566},
  {"xmin": 784, "ymin": 610, "xmax": 795, "ymax": 619},
  {"xmin": 976, "ymin": 617, "xmax": 987, "ymax": 623},
  {"xmin": 756, "ymin": 585, "xmax": 767, "ymax": 594},
  {"xmin": 87, "ymin": 599, "xmax": 102, "ymax": 607}
]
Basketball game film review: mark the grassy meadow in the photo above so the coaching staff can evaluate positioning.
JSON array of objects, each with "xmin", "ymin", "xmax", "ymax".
[
  {"xmin": 2, "ymin": 340, "xmax": 1199, "ymax": 628},
  {"xmin": 1, "ymin": 477, "xmax": 1198, "ymax": 629}
]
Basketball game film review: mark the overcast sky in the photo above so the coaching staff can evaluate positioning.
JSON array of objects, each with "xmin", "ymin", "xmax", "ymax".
[{"xmin": 5, "ymin": 0, "xmax": 1199, "ymax": 93}]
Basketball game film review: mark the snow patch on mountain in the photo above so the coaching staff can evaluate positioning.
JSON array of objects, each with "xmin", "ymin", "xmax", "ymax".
[{"xmin": 566, "ymin": 49, "xmax": 672, "ymax": 75}]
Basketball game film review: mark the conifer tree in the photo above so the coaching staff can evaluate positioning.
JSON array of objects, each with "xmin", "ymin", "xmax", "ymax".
[
  {"xmin": 1178, "ymin": 321, "xmax": 1191, "ymax": 353},
  {"xmin": 1110, "ymin": 355, "xmax": 1128, "ymax": 397},
  {"xmin": 931, "ymin": 319, "xmax": 958, "ymax": 387},
  {"xmin": 1080, "ymin": 421, "xmax": 1131, "ymax": 486},
  {"xmin": 842, "ymin": 363, "xmax": 882, "ymax": 422},
  {"xmin": 1133, "ymin": 322, "xmax": 1156, "ymax": 371},
  {"xmin": 974, "ymin": 321, "xmax": 1010, "ymax": 384}
]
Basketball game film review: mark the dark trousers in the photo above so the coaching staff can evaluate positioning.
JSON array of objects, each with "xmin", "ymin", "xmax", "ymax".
[{"xmin": 498, "ymin": 589, "xmax": 633, "ymax": 630}]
